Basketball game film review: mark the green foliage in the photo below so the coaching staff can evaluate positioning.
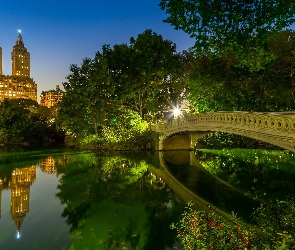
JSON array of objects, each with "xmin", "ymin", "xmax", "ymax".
[
  {"xmin": 101, "ymin": 108, "xmax": 148, "ymax": 144},
  {"xmin": 174, "ymin": 202, "xmax": 295, "ymax": 249},
  {"xmin": 195, "ymin": 148, "xmax": 295, "ymax": 203},
  {"xmin": 69, "ymin": 108, "xmax": 156, "ymax": 150},
  {"xmin": 197, "ymin": 132, "xmax": 272, "ymax": 148},
  {"xmin": 54, "ymin": 152, "xmax": 184, "ymax": 249},
  {"xmin": 159, "ymin": 0, "xmax": 295, "ymax": 70},
  {"xmin": 266, "ymin": 30, "xmax": 295, "ymax": 103},
  {"xmin": 252, "ymin": 199, "xmax": 295, "ymax": 249},
  {"xmin": 60, "ymin": 29, "xmax": 186, "ymax": 148},
  {"xmin": 0, "ymin": 99, "xmax": 63, "ymax": 145},
  {"xmin": 172, "ymin": 202, "xmax": 254, "ymax": 249},
  {"xmin": 186, "ymin": 31, "xmax": 295, "ymax": 112}
]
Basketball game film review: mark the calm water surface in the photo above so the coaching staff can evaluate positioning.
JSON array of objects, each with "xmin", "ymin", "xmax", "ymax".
[{"xmin": 0, "ymin": 147, "xmax": 294, "ymax": 249}]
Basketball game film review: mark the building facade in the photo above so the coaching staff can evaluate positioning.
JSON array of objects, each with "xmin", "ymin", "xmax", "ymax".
[
  {"xmin": 0, "ymin": 32, "xmax": 37, "ymax": 102},
  {"xmin": 40, "ymin": 85, "xmax": 64, "ymax": 107},
  {"xmin": 11, "ymin": 33, "xmax": 30, "ymax": 77}
]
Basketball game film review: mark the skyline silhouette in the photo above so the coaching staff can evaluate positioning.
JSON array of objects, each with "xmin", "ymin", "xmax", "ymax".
[{"xmin": 0, "ymin": 0, "xmax": 194, "ymax": 99}]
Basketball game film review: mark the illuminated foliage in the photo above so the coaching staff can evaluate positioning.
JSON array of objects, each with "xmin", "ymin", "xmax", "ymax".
[
  {"xmin": 60, "ymin": 29, "xmax": 187, "ymax": 148},
  {"xmin": 172, "ymin": 203, "xmax": 254, "ymax": 249},
  {"xmin": 174, "ymin": 202, "xmax": 295, "ymax": 249}
]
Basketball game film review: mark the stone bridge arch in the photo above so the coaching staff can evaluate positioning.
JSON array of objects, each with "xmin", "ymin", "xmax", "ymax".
[{"xmin": 152, "ymin": 111, "xmax": 295, "ymax": 152}]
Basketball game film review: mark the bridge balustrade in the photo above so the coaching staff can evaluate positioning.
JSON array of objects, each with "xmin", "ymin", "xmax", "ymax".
[
  {"xmin": 155, "ymin": 112, "xmax": 295, "ymax": 133},
  {"xmin": 152, "ymin": 111, "xmax": 295, "ymax": 152}
]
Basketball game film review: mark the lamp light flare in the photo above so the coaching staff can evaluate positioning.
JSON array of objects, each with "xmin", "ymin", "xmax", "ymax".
[
  {"xmin": 17, "ymin": 29, "xmax": 21, "ymax": 34},
  {"xmin": 173, "ymin": 108, "xmax": 181, "ymax": 116}
]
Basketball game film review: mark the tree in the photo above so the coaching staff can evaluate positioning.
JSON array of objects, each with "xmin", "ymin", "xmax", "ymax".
[
  {"xmin": 60, "ymin": 53, "xmax": 119, "ymax": 137},
  {"xmin": 186, "ymin": 39, "xmax": 295, "ymax": 112},
  {"xmin": 127, "ymin": 29, "xmax": 184, "ymax": 117},
  {"xmin": 267, "ymin": 30, "xmax": 295, "ymax": 103},
  {"xmin": 0, "ymin": 99, "xmax": 57, "ymax": 144},
  {"xmin": 60, "ymin": 30, "xmax": 187, "ymax": 147},
  {"xmin": 159, "ymin": 0, "xmax": 295, "ymax": 70}
]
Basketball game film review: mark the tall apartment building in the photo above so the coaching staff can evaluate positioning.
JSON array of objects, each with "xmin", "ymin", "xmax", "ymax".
[
  {"xmin": 40, "ymin": 85, "xmax": 64, "ymax": 107},
  {"xmin": 0, "ymin": 32, "xmax": 37, "ymax": 102}
]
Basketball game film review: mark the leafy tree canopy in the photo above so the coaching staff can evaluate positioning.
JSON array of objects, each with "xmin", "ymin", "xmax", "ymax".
[
  {"xmin": 186, "ymin": 31, "xmax": 295, "ymax": 112},
  {"xmin": 60, "ymin": 29, "xmax": 187, "ymax": 144},
  {"xmin": 0, "ymin": 99, "xmax": 61, "ymax": 144},
  {"xmin": 159, "ymin": 0, "xmax": 295, "ymax": 70}
]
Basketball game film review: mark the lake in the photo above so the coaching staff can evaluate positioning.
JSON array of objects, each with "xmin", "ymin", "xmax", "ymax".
[{"xmin": 0, "ymin": 147, "xmax": 294, "ymax": 249}]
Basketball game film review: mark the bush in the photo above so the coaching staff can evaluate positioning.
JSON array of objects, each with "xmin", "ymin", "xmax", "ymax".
[
  {"xmin": 173, "ymin": 202, "xmax": 295, "ymax": 249},
  {"xmin": 172, "ymin": 203, "xmax": 253, "ymax": 249}
]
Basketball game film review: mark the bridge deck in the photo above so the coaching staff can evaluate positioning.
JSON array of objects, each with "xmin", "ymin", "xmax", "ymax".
[{"xmin": 152, "ymin": 112, "xmax": 295, "ymax": 152}]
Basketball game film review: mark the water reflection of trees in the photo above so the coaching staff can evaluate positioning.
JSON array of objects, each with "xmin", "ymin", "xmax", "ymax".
[
  {"xmin": 195, "ymin": 149, "xmax": 295, "ymax": 202},
  {"xmin": 55, "ymin": 153, "xmax": 184, "ymax": 249},
  {"xmin": 195, "ymin": 149, "xmax": 295, "ymax": 248}
]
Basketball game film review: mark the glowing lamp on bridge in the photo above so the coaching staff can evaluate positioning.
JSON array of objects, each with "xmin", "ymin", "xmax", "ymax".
[{"xmin": 173, "ymin": 108, "xmax": 181, "ymax": 118}]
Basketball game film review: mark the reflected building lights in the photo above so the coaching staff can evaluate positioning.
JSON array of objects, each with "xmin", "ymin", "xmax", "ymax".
[
  {"xmin": 16, "ymin": 231, "xmax": 21, "ymax": 239},
  {"xmin": 10, "ymin": 166, "xmax": 36, "ymax": 237},
  {"xmin": 40, "ymin": 156, "xmax": 56, "ymax": 174}
]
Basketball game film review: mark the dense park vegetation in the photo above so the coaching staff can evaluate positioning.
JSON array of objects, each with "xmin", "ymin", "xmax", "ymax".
[
  {"xmin": 58, "ymin": 29, "xmax": 188, "ymax": 149},
  {"xmin": 58, "ymin": 29, "xmax": 295, "ymax": 149},
  {"xmin": 2, "ymin": 2, "xmax": 295, "ymax": 148},
  {"xmin": 187, "ymin": 30, "xmax": 295, "ymax": 113},
  {"xmin": 0, "ymin": 2, "xmax": 294, "ymax": 249},
  {"xmin": 160, "ymin": 0, "xmax": 295, "ymax": 71},
  {"xmin": 175, "ymin": 149, "xmax": 295, "ymax": 249},
  {"xmin": 1, "ymin": 29, "xmax": 295, "ymax": 148},
  {"xmin": 0, "ymin": 98, "xmax": 64, "ymax": 145}
]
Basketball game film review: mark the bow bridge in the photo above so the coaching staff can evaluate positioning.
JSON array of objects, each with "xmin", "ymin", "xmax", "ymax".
[{"xmin": 151, "ymin": 111, "xmax": 295, "ymax": 152}]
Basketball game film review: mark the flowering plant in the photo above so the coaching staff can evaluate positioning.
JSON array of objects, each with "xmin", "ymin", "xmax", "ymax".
[{"xmin": 172, "ymin": 202, "xmax": 254, "ymax": 250}]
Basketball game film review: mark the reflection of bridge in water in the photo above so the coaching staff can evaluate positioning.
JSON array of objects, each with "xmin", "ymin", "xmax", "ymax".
[
  {"xmin": 152, "ymin": 111, "xmax": 295, "ymax": 152},
  {"xmin": 149, "ymin": 151, "xmax": 265, "ymax": 237}
]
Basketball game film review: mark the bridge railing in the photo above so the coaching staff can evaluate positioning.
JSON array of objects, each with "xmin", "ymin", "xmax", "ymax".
[{"xmin": 153, "ymin": 111, "xmax": 295, "ymax": 133}]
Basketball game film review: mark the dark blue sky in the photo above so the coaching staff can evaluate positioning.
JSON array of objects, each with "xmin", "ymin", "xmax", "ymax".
[
  {"xmin": 0, "ymin": 0, "xmax": 194, "ymax": 99},
  {"xmin": 1, "ymin": 1, "xmax": 294, "ymax": 101}
]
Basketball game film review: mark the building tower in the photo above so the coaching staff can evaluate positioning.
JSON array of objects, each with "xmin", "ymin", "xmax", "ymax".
[
  {"xmin": 11, "ymin": 31, "xmax": 30, "ymax": 77},
  {"xmin": 0, "ymin": 46, "xmax": 2, "ymax": 75},
  {"xmin": 0, "ymin": 32, "xmax": 37, "ymax": 101},
  {"xmin": 40, "ymin": 85, "xmax": 65, "ymax": 107}
]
